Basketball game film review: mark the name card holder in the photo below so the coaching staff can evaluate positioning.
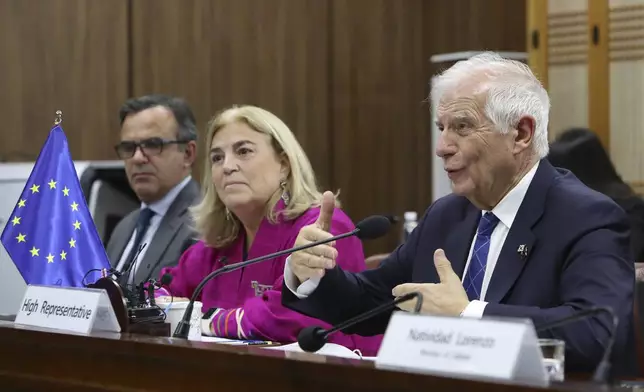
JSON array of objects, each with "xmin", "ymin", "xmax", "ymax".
[
  {"xmin": 15, "ymin": 284, "xmax": 121, "ymax": 335},
  {"xmin": 375, "ymin": 312, "xmax": 548, "ymax": 387}
]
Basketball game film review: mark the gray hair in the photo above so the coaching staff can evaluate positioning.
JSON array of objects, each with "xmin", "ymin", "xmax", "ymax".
[{"xmin": 431, "ymin": 52, "xmax": 550, "ymax": 158}]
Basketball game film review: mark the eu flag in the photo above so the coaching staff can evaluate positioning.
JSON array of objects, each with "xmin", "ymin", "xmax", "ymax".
[{"xmin": 1, "ymin": 123, "xmax": 110, "ymax": 287}]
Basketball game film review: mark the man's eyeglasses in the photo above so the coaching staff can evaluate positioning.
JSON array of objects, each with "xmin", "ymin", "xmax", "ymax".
[{"xmin": 114, "ymin": 137, "xmax": 188, "ymax": 159}]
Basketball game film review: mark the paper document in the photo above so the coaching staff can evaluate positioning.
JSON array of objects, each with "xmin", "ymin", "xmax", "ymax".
[
  {"xmin": 262, "ymin": 342, "xmax": 365, "ymax": 360},
  {"xmin": 201, "ymin": 337, "xmax": 377, "ymax": 359},
  {"xmin": 200, "ymin": 336, "xmax": 276, "ymax": 346}
]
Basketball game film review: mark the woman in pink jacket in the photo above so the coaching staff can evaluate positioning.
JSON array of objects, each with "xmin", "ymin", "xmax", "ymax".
[{"xmin": 156, "ymin": 105, "xmax": 382, "ymax": 355}]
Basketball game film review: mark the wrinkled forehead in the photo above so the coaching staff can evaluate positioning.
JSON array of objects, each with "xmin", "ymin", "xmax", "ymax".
[
  {"xmin": 436, "ymin": 93, "xmax": 487, "ymax": 124},
  {"xmin": 436, "ymin": 75, "xmax": 489, "ymax": 109}
]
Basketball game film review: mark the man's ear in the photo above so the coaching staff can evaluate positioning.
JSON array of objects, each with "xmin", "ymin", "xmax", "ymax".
[
  {"xmin": 184, "ymin": 140, "xmax": 197, "ymax": 168},
  {"xmin": 514, "ymin": 116, "xmax": 536, "ymax": 154}
]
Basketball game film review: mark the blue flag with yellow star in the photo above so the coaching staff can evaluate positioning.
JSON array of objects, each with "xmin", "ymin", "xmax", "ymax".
[{"xmin": 0, "ymin": 124, "xmax": 110, "ymax": 287}]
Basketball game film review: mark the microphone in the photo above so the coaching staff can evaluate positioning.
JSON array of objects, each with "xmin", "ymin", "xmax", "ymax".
[
  {"xmin": 146, "ymin": 274, "xmax": 174, "ymax": 307},
  {"xmin": 81, "ymin": 245, "xmax": 145, "ymax": 287},
  {"xmin": 535, "ymin": 306, "xmax": 618, "ymax": 383},
  {"xmin": 384, "ymin": 214, "xmax": 400, "ymax": 224},
  {"xmin": 122, "ymin": 243, "xmax": 147, "ymax": 285},
  {"xmin": 147, "ymin": 280, "xmax": 157, "ymax": 307},
  {"xmin": 82, "ymin": 267, "xmax": 118, "ymax": 287},
  {"xmin": 117, "ymin": 243, "xmax": 148, "ymax": 308},
  {"xmin": 171, "ymin": 215, "xmax": 392, "ymax": 339},
  {"xmin": 159, "ymin": 273, "xmax": 173, "ymax": 287},
  {"xmin": 297, "ymin": 292, "xmax": 423, "ymax": 353},
  {"xmin": 83, "ymin": 245, "xmax": 149, "ymax": 287}
]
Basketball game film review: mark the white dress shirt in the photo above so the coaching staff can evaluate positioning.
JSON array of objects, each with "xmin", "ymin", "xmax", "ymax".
[
  {"xmin": 284, "ymin": 161, "xmax": 540, "ymax": 319},
  {"xmin": 116, "ymin": 176, "xmax": 192, "ymax": 283}
]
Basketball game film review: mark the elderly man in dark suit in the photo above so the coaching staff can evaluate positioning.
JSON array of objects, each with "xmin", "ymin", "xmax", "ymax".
[
  {"xmin": 282, "ymin": 52, "xmax": 637, "ymax": 377},
  {"xmin": 106, "ymin": 94, "xmax": 200, "ymax": 287}
]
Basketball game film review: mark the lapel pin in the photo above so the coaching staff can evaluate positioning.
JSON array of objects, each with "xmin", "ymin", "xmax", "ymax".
[{"xmin": 517, "ymin": 244, "xmax": 529, "ymax": 259}]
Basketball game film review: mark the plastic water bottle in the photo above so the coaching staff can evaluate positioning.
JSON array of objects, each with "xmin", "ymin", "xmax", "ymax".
[{"xmin": 401, "ymin": 211, "xmax": 418, "ymax": 243}]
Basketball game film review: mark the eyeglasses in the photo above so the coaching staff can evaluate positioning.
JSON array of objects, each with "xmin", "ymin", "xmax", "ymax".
[{"xmin": 114, "ymin": 137, "xmax": 188, "ymax": 159}]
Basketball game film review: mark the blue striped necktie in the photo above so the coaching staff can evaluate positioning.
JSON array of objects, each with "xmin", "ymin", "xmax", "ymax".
[{"xmin": 463, "ymin": 212, "xmax": 500, "ymax": 301}]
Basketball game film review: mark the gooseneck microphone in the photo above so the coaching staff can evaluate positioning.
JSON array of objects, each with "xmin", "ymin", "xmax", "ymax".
[
  {"xmin": 297, "ymin": 292, "xmax": 424, "ymax": 353},
  {"xmin": 146, "ymin": 274, "xmax": 174, "ymax": 307},
  {"xmin": 159, "ymin": 273, "xmax": 173, "ymax": 287},
  {"xmin": 535, "ymin": 306, "xmax": 618, "ymax": 383},
  {"xmin": 172, "ymin": 215, "xmax": 392, "ymax": 339},
  {"xmin": 81, "ymin": 243, "xmax": 147, "ymax": 289},
  {"xmin": 122, "ymin": 243, "xmax": 147, "ymax": 285}
]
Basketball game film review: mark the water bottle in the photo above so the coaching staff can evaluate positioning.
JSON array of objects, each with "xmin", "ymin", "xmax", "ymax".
[{"xmin": 401, "ymin": 211, "xmax": 418, "ymax": 243}]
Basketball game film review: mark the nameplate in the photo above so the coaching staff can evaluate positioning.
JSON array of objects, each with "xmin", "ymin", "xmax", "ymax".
[
  {"xmin": 15, "ymin": 285, "xmax": 121, "ymax": 335},
  {"xmin": 375, "ymin": 312, "xmax": 548, "ymax": 387}
]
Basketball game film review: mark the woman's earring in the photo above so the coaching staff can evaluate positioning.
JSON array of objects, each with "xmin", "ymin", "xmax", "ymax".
[
  {"xmin": 280, "ymin": 180, "xmax": 290, "ymax": 205},
  {"xmin": 225, "ymin": 207, "xmax": 232, "ymax": 221}
]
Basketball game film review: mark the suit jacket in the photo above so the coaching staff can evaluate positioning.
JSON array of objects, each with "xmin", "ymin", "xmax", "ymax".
[
  {"xmin": 106, "ymin": 179, "xmax": 201, "ymax": 284},
  {"xmin": 283, "ymin": 160, "xmax": 637, "ymax": 376}
]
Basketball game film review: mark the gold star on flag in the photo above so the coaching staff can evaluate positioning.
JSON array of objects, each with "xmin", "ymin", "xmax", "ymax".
[
  {"xmin": 11, "ymin": 216, "xmax": 20, "ymax": 226},
  {"xmin": 70, "ymin": 201, "xmax": 79, "ymax": 211},
  {"xmin": 48, "ymin": 179, "xmax": 57, "ymax": 189},
  {"xmin": 69, "ymin": 238, "xmax": 76, "ymax": 248},
  {"xmin": 17, "ymin": 199, "xmax": 26, "ymax": 208},
  {"xmin": 30, "ymin": 184, "xmax": 39, "ymax": 193},
  {"xmin": 73, "ymin": 220, "xmax": 81, "ymax": 230},
  {"xmin": 60, "ymin": 250, "xmax": 67, "ymax": 260},
  {"xmin": 29, "ymin": 246, "xmax": 39, "ymax": 257},
  {"xmin": 46, "ymin": 253, "xmax": 55, "ymax": 263},
  {"xmin": 62, "ymin": 186, "xmax": 70, "ymax": 196},
  {"xmin": 15, "ymin": 233, "xmax": 26, "ymax": 243}
]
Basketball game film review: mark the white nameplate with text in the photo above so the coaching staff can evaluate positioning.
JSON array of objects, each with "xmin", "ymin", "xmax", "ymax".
[
  {"xmin": 376, "ymin": 312, "xmax": 548, "ymax": 387},
  {"xmin": 15, "ymin": 285, "xmax": 121, "ymax": 334}
]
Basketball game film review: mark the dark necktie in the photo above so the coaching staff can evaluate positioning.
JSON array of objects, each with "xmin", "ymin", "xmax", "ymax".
[
  {"xmin": 119, "ymin": 207, "xmax": 155, "ymax": 285},
  {"xmin": 463, "ymin": 212, "xmax": 500, "ymax": 301}
]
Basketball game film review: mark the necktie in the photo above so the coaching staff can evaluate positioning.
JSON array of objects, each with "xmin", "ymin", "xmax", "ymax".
[
  {"xmin": 119, "ymin": 208, "xmax": 155, "ymax": 285},
  {"xmin": 463, "ymin": 212, "xmax": 500, "ymax": 301}
]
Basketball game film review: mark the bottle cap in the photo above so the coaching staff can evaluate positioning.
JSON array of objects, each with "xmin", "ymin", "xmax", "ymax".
[{"xmin": 404, "ymin": 211, "xmax": 417, "ymax": 221}]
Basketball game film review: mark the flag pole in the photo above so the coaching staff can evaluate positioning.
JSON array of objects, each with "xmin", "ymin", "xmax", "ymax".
[{"xmin": 54, "ymin": 110, "xmax": 62, "ymax": 125}]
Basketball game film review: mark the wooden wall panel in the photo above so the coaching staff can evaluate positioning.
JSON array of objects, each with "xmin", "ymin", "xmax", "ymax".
[
  {"xmin": 0, "ymin": 0, "xmax": 129, "ymax": 161},
  {"xmin": 330, "ymin": 0, "xmax": 526, "ymax": 255},
  {"xmin": 130, "ymin": 0, "xmax": 331, "ymax": 189},
  {"xmin": 424, "ymin": 0, "xmax": 527, "ymax": 63},
  {"xmin": 330, "ymin": 0, "xmax": 431, "ymax": 254},
  {"xmin": 1, "ymin": 0, "xmax": 529, "ymax": 256}
]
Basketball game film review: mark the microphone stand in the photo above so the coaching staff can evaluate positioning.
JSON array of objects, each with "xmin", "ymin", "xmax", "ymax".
[
  {"xmin": 297, "ymin": 292, "xmax": 423, "ymax": 352},
  {"xmin": 321, "ymin": 292, "xmax": 423, "ymax": 338},
  {"xmin": 172, "ymin": 228, "xmax": 360, "ymax": 339}
]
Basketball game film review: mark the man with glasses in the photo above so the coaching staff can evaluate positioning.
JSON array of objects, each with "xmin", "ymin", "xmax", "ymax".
[{"xmin": 106, "ymin": 94, "xmax": 200, "ymax": 289}]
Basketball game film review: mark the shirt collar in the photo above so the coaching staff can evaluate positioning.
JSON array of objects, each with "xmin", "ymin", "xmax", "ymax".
[
  {"xmin": 141, "ymin": 176, "xmax": 192, "ymax": 217},
  {"xmin": 485, "ymin": 161, "xmax": 540, "ymax": 229}
]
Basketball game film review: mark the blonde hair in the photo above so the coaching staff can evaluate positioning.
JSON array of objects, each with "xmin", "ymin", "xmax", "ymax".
[{"xmin": 192, "ymin": 105, "xmax": 335, "ymax": 247}]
